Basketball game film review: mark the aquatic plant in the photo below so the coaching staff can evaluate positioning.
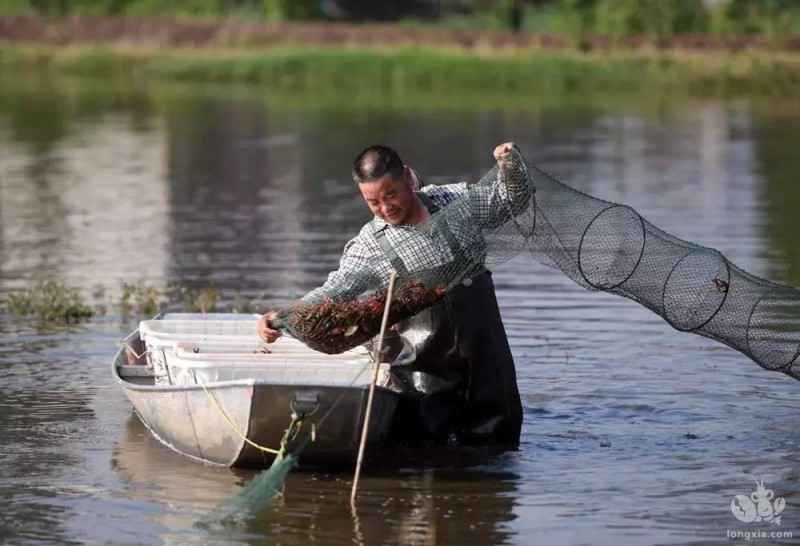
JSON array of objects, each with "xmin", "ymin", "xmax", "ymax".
[
  {"xmin": 165, "ymin": 283, "xmax": 219, "ymax": 313},
  {"xmin": 194, "ymin": 287, "xmax": 219, "ymax": 313},
  {"xmin": 231, "ymin": 292, "xmax": 256, "ymax": 314},
  {"xmin": 2, "ymin": 279, "xmax": 254, "ymax": 323},
  {"xmin": 120, "ymin": 281, "xmax": 164, "ymax": 317},
  {"xmin": 2, "ymin": 280, "xmax": 93, "ymax": 323}
]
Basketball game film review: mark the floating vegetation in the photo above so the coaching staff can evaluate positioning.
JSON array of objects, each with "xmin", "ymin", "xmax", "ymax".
[
  {"xmin": 2, "ymin": 280, "xmax": 250, "ymax": 323},
  {"xmin": 2, "ymin": 280, "xmax": 94, "ymax": 323},
  {"xmin": 166, "ymin": 283, "xmax": 219, "ymax": 314},
  {"xmin": 194, "ymin": 287, "xmax": 219, "ymax": 313},
  {"xmin": 120, "ymin": 281, "xmax": 165, "ymax": 317},
  {"xmin": 231, "ymin": 292, "xmax": 256, "ymax": 314}
]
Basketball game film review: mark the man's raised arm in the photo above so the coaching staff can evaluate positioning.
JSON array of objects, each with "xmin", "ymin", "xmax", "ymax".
[{"xmin": 471, "ymin": 142, "xmax": 534, "ymax": 229}]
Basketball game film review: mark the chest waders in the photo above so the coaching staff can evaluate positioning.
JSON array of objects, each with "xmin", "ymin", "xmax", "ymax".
[{"xmin": 372, "ymin": 193, "xmax": 523, "ymax": 446}]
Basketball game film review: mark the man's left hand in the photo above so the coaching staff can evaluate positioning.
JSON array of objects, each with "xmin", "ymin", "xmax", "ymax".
[{"xmin": 493, "ymin": 142, "xmax": 517, "ymax": 163}]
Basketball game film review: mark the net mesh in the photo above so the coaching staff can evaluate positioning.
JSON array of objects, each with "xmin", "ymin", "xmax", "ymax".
[{"xmin": 272, "ymin": 149, "xmax": 800, "ymax": 379}]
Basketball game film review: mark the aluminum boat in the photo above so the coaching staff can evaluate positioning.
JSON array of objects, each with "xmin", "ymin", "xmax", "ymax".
[{"xmin": 112, "ymin": 313, "xmax": 403, "ymax": 467}]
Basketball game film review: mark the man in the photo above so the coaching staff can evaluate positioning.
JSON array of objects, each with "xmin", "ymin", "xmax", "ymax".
[{"xmin": 259, "ymin": 142, "xmax": 529, "ymax": 447}]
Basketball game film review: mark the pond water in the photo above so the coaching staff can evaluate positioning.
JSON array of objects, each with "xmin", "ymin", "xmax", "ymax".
[{"xmin": 1, "ymin": 73, "xmax": 800, "ymax": 545}]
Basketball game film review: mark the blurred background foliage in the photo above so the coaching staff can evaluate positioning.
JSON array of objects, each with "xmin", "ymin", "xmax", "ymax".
[
  {"xmin": 546, "ymin": 0, "xmax": 800, "ymax": 42},
  {"xmin": 1, "ymin": 1, "xmax": 798, "ymax": 41}
]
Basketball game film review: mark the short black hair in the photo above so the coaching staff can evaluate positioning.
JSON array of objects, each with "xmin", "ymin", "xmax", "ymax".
[{"xmin": 352, "ymin": 145, "xmax": 404, "ymax": 184}]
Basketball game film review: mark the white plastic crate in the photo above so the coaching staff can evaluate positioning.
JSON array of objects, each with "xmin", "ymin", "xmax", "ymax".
[
  {"xmin": 168, "ymin": 339, "xmax": 380, "ymax": 386},
  {"xmin": 160, "ymin": 313, "xmax": 262, "ymax": 321},
  {"xmin": 140, "ymin": 318, "xmax": 260, "ymax": 345},
  {"xmin": 140, "ymin": 317, "xmax": 262, "ymax": 385},
  {"xmin": 138, "ymin": 315, "xmax": 377, "ymax": 385}
]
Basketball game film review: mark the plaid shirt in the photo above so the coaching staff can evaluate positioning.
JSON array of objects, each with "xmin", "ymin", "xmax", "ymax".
[{"xmin": 303, "ymin": 152, "xmax": 532, "ymax": 304}]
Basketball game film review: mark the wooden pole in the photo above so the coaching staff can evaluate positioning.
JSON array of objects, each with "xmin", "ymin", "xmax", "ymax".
[{"xmin": 350, "ymin": 271, "xmax": 398, "ymax": 506}]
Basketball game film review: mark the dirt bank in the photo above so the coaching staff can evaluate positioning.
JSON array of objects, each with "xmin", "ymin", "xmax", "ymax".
[{"xmin": 1, "ymin": 15, "xmax": 799, "ymax": 53}]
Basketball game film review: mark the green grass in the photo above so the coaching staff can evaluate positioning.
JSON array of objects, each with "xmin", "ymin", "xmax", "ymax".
[{"xmin": 2, "ymin": 43, "xmax": 800, "ymax": 97}]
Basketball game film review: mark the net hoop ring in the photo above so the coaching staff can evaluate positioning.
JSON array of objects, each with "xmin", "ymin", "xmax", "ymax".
[
  {"xmin": 745, "ymin": 289, "xmax": 800, "ymax": 372},
  {"xmin": 577, "ymin": 204, "xmax": 646, "ymax": 291},
  {"xmin": 661, "ymin": 249, "xmax": 731, "ymax": 333}
]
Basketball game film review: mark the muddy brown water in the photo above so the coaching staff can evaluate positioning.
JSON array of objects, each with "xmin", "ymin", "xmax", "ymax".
[{"xmin": 1, "ymin": 76, "xmax": 800, "ymax": 545}]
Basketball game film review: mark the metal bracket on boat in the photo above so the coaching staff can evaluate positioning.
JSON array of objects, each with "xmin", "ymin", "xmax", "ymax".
[
  {"xmin": 120, "ymin": 331, "xmax": 151, "ymax": 367},
  {"xmin": 290, "ymin": 391, "xmax": 320, "ymax": 419},
  {"xmin": 122, "ymin": 342, "xmax": 149, "ymax": 360}
]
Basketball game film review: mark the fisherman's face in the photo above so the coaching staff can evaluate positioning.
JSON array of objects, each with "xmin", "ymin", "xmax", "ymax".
[{"xmin": 359, "ymin": 167, "xmax": 417, "ymax": 225}]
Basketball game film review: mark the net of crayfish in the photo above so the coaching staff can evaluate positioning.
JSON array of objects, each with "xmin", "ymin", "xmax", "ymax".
[
  {"xmin": 269, "ymin": 147, "xmax": 536, "ymax": 354},
  {"xmin": 271, "ymin": 280, "xmax": 446, "ymax": 354},
  {"xmin": 271, "ymin": 145, "xmax": 800, "ymax": 379}
]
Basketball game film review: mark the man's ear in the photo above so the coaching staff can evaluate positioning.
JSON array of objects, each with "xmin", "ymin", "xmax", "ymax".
[{"xmin": 404, "ymin": 165, "xmax": 421, "ymax": 190}]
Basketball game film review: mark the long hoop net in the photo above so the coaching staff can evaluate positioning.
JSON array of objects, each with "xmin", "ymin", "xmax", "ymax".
[{"xmin": 272, "ymin": 149, "xmax": 800, "ymax": 379}]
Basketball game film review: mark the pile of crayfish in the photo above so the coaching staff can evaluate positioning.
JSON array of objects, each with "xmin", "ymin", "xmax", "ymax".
[{"xmin": 271, "ymin": 280, "xmax": 446, "ymax": 354}]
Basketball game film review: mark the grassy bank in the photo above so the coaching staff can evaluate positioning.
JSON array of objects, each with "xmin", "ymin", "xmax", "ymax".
[{"xmin": 2, "ymin": 42, "xmax": 800, "ymax": 97}]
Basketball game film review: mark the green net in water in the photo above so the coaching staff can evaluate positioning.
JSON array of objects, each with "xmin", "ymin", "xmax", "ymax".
[
  {"xmin": 210, "ymin": 414, "xmax": 307, "ymax": 524},
  {"xmin": 213, "ymin": 453, "xmax": 298, "ymax": 524}
]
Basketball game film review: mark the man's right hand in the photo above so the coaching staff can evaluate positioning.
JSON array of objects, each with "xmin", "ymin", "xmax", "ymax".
[{"xmin": 257, "ymin": 311, "xmax": 282, "ymax": 343}]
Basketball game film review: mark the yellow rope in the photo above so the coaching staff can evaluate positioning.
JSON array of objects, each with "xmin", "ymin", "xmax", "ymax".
[{"xmin": 199, "ymin": 381, "xmax": 280, "ymax": 455}]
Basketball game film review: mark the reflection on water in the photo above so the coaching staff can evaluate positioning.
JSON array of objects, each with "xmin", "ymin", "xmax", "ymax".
[
  {"xmin": 1, "ymin": 74, "xmax": 800, "ymax": 545},
  {"xmin": 112, "ymin": 415, "xmax": 520, "ymax": 545},
  {"xmin": 751, "ymin": 105, "xmax": 800, "ymax": 285}
]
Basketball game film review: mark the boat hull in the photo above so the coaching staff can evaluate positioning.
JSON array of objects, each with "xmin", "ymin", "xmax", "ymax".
[{"xmin": 113, "ymin": 343, "xmax": 399, "ymax": 467}]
